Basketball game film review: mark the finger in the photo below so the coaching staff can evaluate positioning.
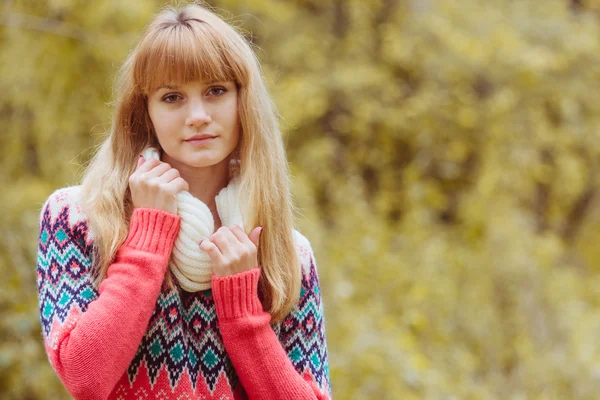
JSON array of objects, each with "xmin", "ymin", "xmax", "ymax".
[
  {"xmin": 230, "ymin": 225, "xmax": 255, "ymax": 248},
  {"xmin": 247, "ymin": 226, "xmax": 263, "ymax": 248},
  {"xmin": 134, "ymin": 158, "xmax": 161, "ymax": 175},
  {"xmin": 211, "ymin": 227, "xmax": 242, "ymax": 257},
  {"xmin": 143, "ymin": 162, "xmax": 172, "ymax": 179},
  {"xmin": 156, "ymin": 168, "xmax": 180, "ymax": 184},
  {"xmin": 130, "ymin": 157, "xmax": 154, "ymax": 183},
  {"xmin": 163, "ymin": 177, "xmax": 189, "ymax": 193},
  {"xmin": 200, "ymin": 240, "xmax": 226, "ymax": 264}
]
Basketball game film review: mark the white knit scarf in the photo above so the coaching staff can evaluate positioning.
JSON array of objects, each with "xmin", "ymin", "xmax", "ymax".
[{"xmin": 142, "ymin": 147, "xmax": 244, "ymax": 292}]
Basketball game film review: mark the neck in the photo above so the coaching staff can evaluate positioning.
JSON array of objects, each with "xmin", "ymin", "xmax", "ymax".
[{"xmin": 161, "ymin": 153, "xmax": 231, "ymax": 211}]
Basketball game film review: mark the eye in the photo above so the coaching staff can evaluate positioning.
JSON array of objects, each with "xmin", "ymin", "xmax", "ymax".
[
  {"xmin": 207, "ymin": 86, "xmax": 227, "ymax": 97},
  {"xmin": 162, "ymin": 93, "xmax": 182, "ymax": 103}
]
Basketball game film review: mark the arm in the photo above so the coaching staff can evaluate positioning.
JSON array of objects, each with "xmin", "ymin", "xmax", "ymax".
[
  {"xmin": 211, "ymin": 240, "xmax": 332, "ymax": 400},
  {"xmin": 36, "ymin": 192, "xmax": 180, "ymax": 400}
]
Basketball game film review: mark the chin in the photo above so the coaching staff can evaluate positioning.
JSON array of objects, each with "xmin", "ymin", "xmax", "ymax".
[{"xmin": 185, "ymin": 155, "xmax": 226, "ymax": 168}]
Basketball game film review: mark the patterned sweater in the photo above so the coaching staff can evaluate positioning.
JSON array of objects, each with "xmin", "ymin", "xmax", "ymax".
[{"xmin": 35, "ymin": 186, "xmax": 332, "ymax": 399}]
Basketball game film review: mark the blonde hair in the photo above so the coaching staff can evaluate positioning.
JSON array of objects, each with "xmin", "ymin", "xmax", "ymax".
[{"xmin": 80, "ymin": 1, "xmax": 301, "ymax": 323}]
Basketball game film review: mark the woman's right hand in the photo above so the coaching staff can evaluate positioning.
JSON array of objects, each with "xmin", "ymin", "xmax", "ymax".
[{"xmin": 129, "ymin": 155, "xmax": 189, "ymax": 215}]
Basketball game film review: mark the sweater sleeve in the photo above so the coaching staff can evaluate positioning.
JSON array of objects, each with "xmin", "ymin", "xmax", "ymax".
[
  {"xmin": 36, "ymin": 190, "xmax": 180, "ymax": 400},
  {"xmin": 211, "ymin": 239, "xmax": 332, "ymax": 400}
]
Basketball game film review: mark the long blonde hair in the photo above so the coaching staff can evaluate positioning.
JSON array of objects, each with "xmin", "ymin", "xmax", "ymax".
[{"xmin": 80, "ymin": 1, "xmax": 301, "ymax": 323}]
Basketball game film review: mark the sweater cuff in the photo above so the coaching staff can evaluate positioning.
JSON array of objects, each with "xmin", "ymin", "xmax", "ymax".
[
  {"xmin": 123, "ymin": 208, "xmax": 181, "ymax": 258},
  {"xmin": 212, "ymin": 268, "xmax": 263, "ymax": 320}
]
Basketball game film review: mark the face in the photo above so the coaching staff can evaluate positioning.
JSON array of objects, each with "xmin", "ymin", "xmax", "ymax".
[{"xmin": 146, "ymin": 80, "xmax": 240, "ymax": 169}]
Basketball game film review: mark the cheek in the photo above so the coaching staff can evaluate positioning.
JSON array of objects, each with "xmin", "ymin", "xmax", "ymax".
[
  {"xmin": 224, "ymin": 111, "xmax": 241, "ymax": 142},
  {"xmin": 221, "ymin": 99, "xmax": 240, "ymax": 133},
  {"xmin": 150, "ymin": 109, "xmax": 177, "ymax": 137}
]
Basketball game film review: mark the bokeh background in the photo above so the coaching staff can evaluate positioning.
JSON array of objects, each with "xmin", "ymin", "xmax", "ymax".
[{"xmin": 3, "ymin": 0, "xmax": 600, "ymax": 398}]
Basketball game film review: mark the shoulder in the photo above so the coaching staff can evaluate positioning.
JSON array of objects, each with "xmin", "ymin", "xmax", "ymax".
[
  {"xmin": 40, "ymin": 185, "xmax": 85, "ymax": 219},
  {"xmin": 39, "ymin": 185, "xmax": 94, "ymax": 243},
  {"xmin": 292, "ymin": 229, "xmax": 318, "ymax": 276}
]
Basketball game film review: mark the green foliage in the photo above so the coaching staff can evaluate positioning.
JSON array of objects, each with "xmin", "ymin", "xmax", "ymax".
[{"xmin": 2, "ymin": 0, "xmax": 600, "ymax": 398}]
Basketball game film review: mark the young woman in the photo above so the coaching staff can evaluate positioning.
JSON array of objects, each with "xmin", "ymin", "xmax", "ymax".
[{"xmin": 35, "ymin": 2, "xmax": 331, "ymax": 399}]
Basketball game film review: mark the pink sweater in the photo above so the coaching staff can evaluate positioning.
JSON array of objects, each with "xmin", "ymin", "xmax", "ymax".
[{"xmin": 36, "ymin": 187, "xmax": 332, "ymax": 399}]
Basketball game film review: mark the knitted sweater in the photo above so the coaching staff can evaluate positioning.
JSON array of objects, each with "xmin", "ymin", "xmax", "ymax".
[{"xmin": 35, "ymin": 186, "xmax": 332, "ymax": 399}]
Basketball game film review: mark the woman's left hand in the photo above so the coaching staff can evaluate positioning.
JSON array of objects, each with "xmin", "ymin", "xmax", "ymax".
[{"xmin": 200, "ymin": 225, "xmax": 264, "ymax": 278}]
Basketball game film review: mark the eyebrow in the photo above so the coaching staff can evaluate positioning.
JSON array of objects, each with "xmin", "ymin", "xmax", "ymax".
[{"xmin": 156, "ymin": 81, "xmax": 229, "ymax": 91}]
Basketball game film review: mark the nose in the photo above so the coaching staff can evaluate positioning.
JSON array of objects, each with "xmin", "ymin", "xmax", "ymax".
[{"xmin": 186, "ymin": 98, "xmax": 211, "ymax": 127}]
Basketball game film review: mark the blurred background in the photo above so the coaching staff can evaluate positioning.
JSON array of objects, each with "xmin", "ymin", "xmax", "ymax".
[{"xmin": 2, "ymin": 0, "xmax": 600, "ymax": 398}]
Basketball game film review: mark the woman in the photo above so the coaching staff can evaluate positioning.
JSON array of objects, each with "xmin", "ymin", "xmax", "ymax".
[{"xmin": 35, "ymin": 2, "xmax": 332, "ymax": 399}]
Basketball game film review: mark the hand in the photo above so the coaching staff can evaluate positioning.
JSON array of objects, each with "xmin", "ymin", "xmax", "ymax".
[
  {"xmin": 200, "ymin": 225, "xmax": 264, "ymax": 277},
  {"xmin": 129, "ymin": 155, "xmax": 189, "ymax": 215}
]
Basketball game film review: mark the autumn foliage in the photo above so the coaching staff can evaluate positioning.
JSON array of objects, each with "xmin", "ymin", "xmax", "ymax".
[{"xmin": 2, "ymin": 0, "xmax": 600, "ymax": 398}]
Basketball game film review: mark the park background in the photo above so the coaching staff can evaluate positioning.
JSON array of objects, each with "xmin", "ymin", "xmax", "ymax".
[{"xmin": 2, "ymin": 0, "xmax": 600, "ymax": 398}]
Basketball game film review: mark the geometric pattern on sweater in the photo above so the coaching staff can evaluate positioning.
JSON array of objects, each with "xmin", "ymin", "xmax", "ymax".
[
  {"xmin": 279, "ymin": 240, "xmax": 332, "ymax": 397},
  {"xmin": 36, "ymin": 191, "xmax": 97, "ymax": 346},
  {"xmin": 126, "ymin": 288, "xmax": 242, "ymax": 392},
  {"xmin": 36, "ymin": 186, "xmax": 332, "ymax": 398}
]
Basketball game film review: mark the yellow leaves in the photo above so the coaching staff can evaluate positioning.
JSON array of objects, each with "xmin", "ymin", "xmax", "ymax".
[
  {"xmin": 47, "ymin": 0, "xmax": 79, "ymax": 14},
  {"xmin": 397, "ymin": 330, "xmax": 419, "ymax": 351},
  {"xmin": 446, "ymin": 140, "xmax": 470, "ymax": 163},
  {"xmin": 457, "ymin": 107, "xmax": 477, "ymax": 129},
  {"xmin": 408, "ymin": 284, "xmax": 429, "ymax": 303},
  {"xmin": 406, "ymin": 309, "xmax": 429, "ymax": 333},
  {"xmin": 410, "ymin": 352, "xmax": 431, "ymax": 372},
  {"xmin": 585, "ymin": 0, "xmax": 600, "ymax": 11},
  {"xmin": 334, "ymin": 279, "xmax": 354, "ymax": 300},
  {"xmin": 520, "ymin": 46, "xmax": 560, "ymax": 74},
  {"xmin": 4, "ymin": 0, "xmax": 600, "ymax": 398},
  {"xmin": 532, "ymin": 163, "xmax": 554, "ymax": 184},
  {"xmin": 275, "ymin": 73, "xmax": 328, "ymax": 128},
  {"xmin": 452, "ymin": 347, "xmax": 479, "ymax": 373},
  {"xmin": 288, "ymin": 0, "xmax": 600, "ymax": 396},
  {"xmin": 487, "ymin": 89, "xmax": 518, "ymax": 119},
  {"xmin": 533, "ymin": 233, "xmax": 563, "ymax": 269},
  {"xmin": 574, "ymin": 214, "xmax": 600, "ymax": 274},
  {"xmin": 407, "ymin": 181, "xmax": 448, "ymax": 212},
  {"xmin": 559, "ymin": 97, "xmax": 583, "ymax": 122}
]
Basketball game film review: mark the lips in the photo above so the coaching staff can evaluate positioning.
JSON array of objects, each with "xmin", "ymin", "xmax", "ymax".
[
  {"xmin": 185, "ymin": 134, "xmax": 216, "ymax": 141},
  {"xmin": 185, "ymin": 136, "xmax": 217, "ymax": 147}
]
